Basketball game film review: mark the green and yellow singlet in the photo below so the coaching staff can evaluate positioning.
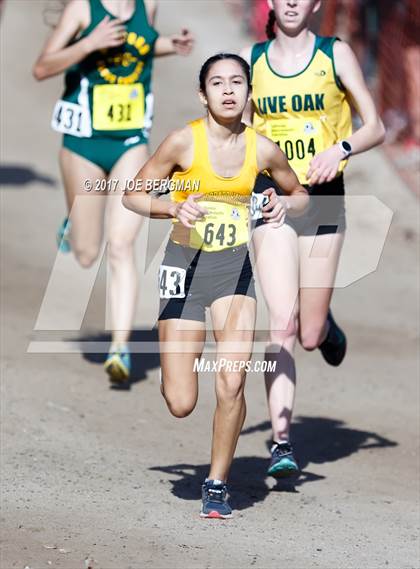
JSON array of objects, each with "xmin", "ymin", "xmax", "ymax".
[
  {"xmin": 52, "ymin": 0, "xmax": 158, "ymax": 139},
  {"xmin": 251, "ymin": 35, "xmax": 352, "ymax": 184}
]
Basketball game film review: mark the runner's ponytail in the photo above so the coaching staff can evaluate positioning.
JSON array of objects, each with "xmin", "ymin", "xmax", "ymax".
[{"xmin": 266, "ymin": 9, "xmax": 276, "ymax": 40}]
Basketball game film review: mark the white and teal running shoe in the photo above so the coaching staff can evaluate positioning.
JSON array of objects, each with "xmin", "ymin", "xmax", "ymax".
[
  {"xmin": 56, "ymin": 217, "xmax": 71, "ymax": 253},
  {"xmin": 267, "ymin": 441, "xmax": 300, "ymax": 480}
]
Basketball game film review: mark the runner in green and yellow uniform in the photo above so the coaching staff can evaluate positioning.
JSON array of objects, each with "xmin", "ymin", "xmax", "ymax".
[
  {"xmin": 34, "ymin": 0, "xmax": 193, "ymax": 383},
  {"xmin": 241, "ymin": 0, "xmax": 385, "ymax": 479}
]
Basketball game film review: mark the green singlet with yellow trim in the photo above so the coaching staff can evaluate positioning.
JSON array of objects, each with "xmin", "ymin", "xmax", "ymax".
[
  {"xmin": 52, "ymin": 0, "xmax": 158, "ymax": 140},
  {"xmin": 251, "ymin": 35, "xmax": 352, "ymax": 184}
]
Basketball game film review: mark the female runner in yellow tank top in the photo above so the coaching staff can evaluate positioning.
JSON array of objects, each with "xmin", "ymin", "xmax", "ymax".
[
  {"xmin": 123, "ymin": 54, "xmax": 308, "ymax": 518},
  {"xmin": 240, "ymin": 0, "xmax": 385, "ymax": 479}
]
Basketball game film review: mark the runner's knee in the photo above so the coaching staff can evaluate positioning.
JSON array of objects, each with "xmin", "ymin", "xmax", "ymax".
[
  {"xmin": 164, "ymin": 393, "xmax": 196, "ymax": 418},
  {"xmin": 161, "ymin": 378, "xmax": 196, "ymax": 418},
  {"xmin": 300, "ymin": 322, "xmax": 325, "ymax": 351},
  {"xmin": 107, "ymin": 239, "xmax": 134, "ymax": 264},
  {"xmin": 73, "ymin": 246, "xmax": 100, "ymax": 268},
  {"xmin": 216, "ymin": 370, "xmax": 246, "ymax": 405},
  {"xmin": 269, "ymin": 311, "xmax": 299, "ymax": 345}
]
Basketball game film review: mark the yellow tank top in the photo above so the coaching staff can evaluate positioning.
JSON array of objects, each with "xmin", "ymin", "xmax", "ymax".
[
  {"xmin": 170, "ymin": 118, "xmax": 259, "ymax": 252},
  {"xmin": 251, "ymin": 35, "xmax": 352, "ymax": 184}
]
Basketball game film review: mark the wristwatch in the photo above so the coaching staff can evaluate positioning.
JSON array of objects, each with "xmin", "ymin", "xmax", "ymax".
[{"xmin": 338, "ymin": 140, "xmax": 352, "ymax": 159}]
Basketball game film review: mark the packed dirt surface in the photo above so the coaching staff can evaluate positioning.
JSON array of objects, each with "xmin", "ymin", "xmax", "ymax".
[{"xmin": 1, "ymin": 2, "xmax": 419, "ymax": 568}]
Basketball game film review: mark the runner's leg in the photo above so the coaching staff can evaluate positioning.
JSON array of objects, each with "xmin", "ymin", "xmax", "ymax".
[
  {"xmin": 158, "ymin": 319, "xmax": 206, "ymax": 417},
  {"xmin": 59, "ymin": 147, "xmax": 107, "ymax": 267},
  {"xmin": 252, "ymin": 224, "xmax": 299, "ymax": 442},
  {"xmin": 298, "ymin": 232, "xmax": 344, "ymax": 350},
  {"xmin": 208, "ymin": 294, "xmax": 256, "ymax": 481},
  {"xmin": 105, "ymin": 144, "xmax": 149, "ymax": 345}
]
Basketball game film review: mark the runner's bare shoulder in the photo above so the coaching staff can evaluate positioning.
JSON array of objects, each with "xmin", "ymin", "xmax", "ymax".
[
  {"xmin": 153, "ymin": 125, "xmax": 194, "ymax": 171},
  {"xmin": 256, "ymin": 132, "xmax": 286, "ymax": 161},
  {"xmin": 60, "ymin": 0, "xmax": 90, "ymax": 31},
  {"xmin": 332, "ymin": 39, "xmax": 358, "ymax": 78}
]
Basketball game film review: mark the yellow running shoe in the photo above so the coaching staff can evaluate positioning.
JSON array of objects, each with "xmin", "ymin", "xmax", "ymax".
[{"xmin": 104, "ymin": 344, "xmax": 131, "ymax": 383}]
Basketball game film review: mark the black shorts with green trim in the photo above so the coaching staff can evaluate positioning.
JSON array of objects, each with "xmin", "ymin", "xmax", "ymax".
[
  {"xmin": 158, "ymin": 240, "xmax": 256, "ymax": 322},
  {"xmin": 252, "ymin": 172, "xmax": 346, "ymax": 236}
]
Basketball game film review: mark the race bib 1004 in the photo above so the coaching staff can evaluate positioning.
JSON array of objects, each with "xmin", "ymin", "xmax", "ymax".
[
  {"xmin": 51, "ymin": 99, "xmax": 92, "ymax": 138},
  {"xmin": 190, "ymin": 201, "xmax": 249, "ymax": 252},
  {"xmin": 269, "ymin": 118, "xmax": 324, "ymax": 177},
  {"xmin": 93, "ymin": 83, "xmax": 144, "ymax": 131}
]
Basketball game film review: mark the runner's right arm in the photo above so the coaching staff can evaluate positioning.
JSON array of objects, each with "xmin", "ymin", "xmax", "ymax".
[
  {"xmin": 122, "ymin": 128, "xmax": 207, "ymax": 225},
  {"xmin": 33, "ymin": 0, "xmax": 126, "ymax": 80}
]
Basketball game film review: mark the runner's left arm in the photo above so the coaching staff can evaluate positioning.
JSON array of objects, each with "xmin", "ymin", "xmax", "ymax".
[
  {"xmin": 307, "ymin": 40, "xmax": 386, "ymax": 185},
  {"xmin": 257, "ymin": 135, "xmax": 309, "ymax": 227}
]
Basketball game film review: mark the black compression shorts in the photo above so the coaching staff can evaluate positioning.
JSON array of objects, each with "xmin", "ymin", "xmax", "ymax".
[
  {"xmin": 158, "ymin": 241, "xmax": 256, "ymax": 322},
  {"xmin": 252, "ymin": 172, "xmax": 346, "ymax": 236}
]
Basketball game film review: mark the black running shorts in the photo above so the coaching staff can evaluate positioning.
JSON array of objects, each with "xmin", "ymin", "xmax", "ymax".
[
  {"xmin": 158, "ymin": 240, "xmax": 256, "ymax": 322},
  {"xmin": 252, "ymin": 172, "xmax": 346, "ymax": 236}
]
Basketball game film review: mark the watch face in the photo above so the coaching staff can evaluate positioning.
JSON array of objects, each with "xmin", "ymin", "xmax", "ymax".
[{"xmin": 342, "ymin": 140, "xmax": 352, "ymax": 153}]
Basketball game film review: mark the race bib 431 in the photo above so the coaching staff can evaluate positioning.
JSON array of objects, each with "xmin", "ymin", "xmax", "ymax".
[
  {"xmin": 51, "ymin": 100, "xmax": 92, "ymax": 138},
  {"xmin": 93, "ymin": 83, "xmax": 144, "ymax": 131}
]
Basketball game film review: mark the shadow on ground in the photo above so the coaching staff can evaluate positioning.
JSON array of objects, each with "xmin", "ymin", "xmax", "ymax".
[
  {"xmin": 151, "ymin": 416, "xmax": 398, "ymax": 510},
  {"xmin": 79, "ymin": 328, "xmax": 160, "ymax": 390},
  {"xmin": 0, "ymin": 164, "xmax": 56, "ymax": 187},
  {"xmin": 150, "ymin": 457, "xmax": 272, "ymax": 511},
  {"xmin": 242, "ymin": 415, "xmax": 398, "ymax": 487}
]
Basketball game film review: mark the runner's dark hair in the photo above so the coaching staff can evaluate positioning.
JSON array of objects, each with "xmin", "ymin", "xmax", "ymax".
[
  {"xmin": 266, "ymin": 9, "xmax": 276, "ymax": 39},
  {"xmin": 199, "ymin": 53, "xmax": 251, "ymax": 93}
]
